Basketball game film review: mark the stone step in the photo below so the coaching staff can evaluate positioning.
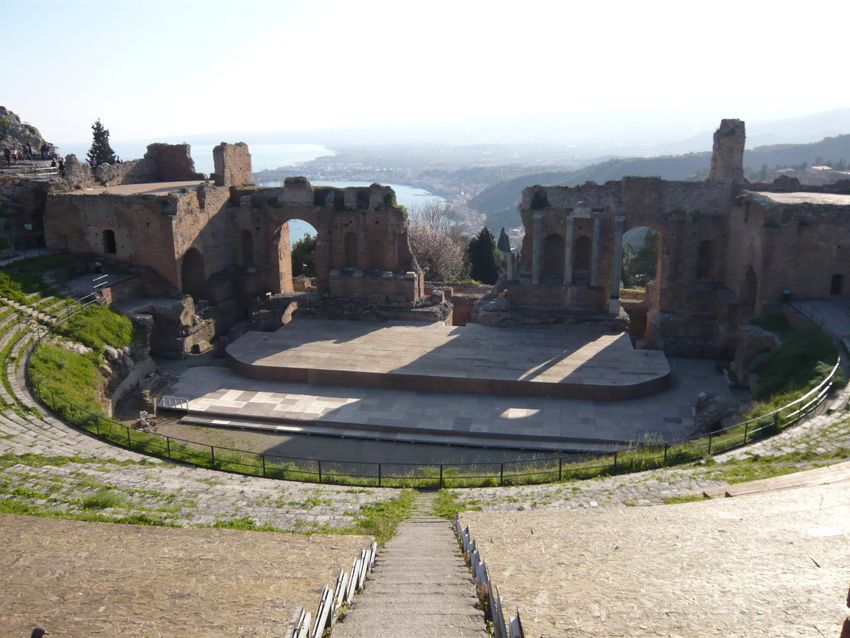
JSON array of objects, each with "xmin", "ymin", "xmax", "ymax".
[{"xmin": 332, "ymin": 492, "xmax": 485, "ymax": 638}]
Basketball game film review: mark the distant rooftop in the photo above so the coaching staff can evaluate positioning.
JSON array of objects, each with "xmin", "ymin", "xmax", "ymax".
[{"xmin": 744, "ymin": 191, "xmax": 850, "ymax": 207}]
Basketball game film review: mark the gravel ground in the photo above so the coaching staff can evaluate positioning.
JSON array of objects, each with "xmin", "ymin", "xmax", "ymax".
[
  {"xmin": 462, "ymin": 479, "xmax": 850, "ymax": 637},
  {"xmin": 0, "ymin": 513, "xmax": 370, "ymax": 637}
]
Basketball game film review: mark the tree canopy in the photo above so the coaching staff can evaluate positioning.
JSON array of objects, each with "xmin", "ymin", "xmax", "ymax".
[
  {"xmin": 291, "ymin": 233, "xmax": 316, "ymax": 277},
  {"xmin": 467, "ymin": 227, "xmax": 502, "ymax": 284},
  {"xmin": 86, "ymin": 118, "xmax": 116, "ymax": 167}
]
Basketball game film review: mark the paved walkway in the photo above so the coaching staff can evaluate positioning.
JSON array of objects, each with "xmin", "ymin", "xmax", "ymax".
[
  {"xmin": 334, "ymin": 493, "xmax": 486, "ymax": 638},
  {"xmin": 172, "ymin": 357, "xmax": 729, "ymax": 448}
]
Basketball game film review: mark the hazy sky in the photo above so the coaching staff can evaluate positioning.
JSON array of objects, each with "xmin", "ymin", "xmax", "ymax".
[{"xmin": 5, "ymin": 0, "xmax": 850, "ymax": 143}]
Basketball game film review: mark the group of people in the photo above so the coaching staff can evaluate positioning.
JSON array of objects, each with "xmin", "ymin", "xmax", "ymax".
[{"xmin": 2, "ymin": 142, "xmax": 56, "ymax": 166}]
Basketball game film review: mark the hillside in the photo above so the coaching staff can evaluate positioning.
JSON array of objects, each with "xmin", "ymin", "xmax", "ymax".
[
  {"xmin": 0, "ymin": 106, "xmax": 50, "ymax": 151},
  {"xmin": 475, "ymin": 134, "xmax": 850, "ymax": 231}
]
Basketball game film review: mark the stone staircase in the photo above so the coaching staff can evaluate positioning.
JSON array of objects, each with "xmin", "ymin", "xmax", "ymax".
[{"xmin": 333, "ymin": 492, "xmax": 486, "ymax": 638}]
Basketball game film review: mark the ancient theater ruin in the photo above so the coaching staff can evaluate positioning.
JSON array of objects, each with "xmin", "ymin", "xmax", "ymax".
[{"xmin": 37, "ymin": 119, "xmax": 850, "ymax": 449}]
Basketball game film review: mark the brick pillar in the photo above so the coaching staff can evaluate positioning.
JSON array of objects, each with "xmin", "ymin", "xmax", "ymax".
[
  {"xmin": 590, "ymin": 214, "xmax": 602, "ymax": 287},
  {"xmin": 563, "ymin": 215, "xmax": 574, "ymax": 287},
  {"xmin": 531, "ymin": 212, "xmax": 544, "ymax": 285},
  {"xmin": 609, "ymin": 216, "xmax": 625, "ymax": 313}
]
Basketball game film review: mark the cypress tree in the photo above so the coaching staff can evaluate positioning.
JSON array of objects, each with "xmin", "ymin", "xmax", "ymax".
[
  {"xmin": 86, "ymin": 118, "xmax": 116, "ymax": 167},
  {"xmin": 468, "ymin": 227, "xmax": 502, "ymax": 284},
  {"xmin": 497, "ymin": 227, "xmax": 511, "ymax": 253}
]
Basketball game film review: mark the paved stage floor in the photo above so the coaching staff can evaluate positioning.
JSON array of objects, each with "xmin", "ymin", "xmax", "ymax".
[
  {"xmin": 226, "ymin": 320, "xmax": 671, "ymax": 399},
  {"xmin": 170, "ymin": 358, "xmax": 731, "ymax": 449}
]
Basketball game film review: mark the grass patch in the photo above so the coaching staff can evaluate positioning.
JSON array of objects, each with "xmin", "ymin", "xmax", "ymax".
[
  {"xmin": 211, "ymin": 516, "xmax": 282, "ymax": 532},
  {"xmin": 81, "ymin": 489, "xmax": 129, "ymax": 510},
  {"xmin": 30, "ymin": 342, "xmax": 105, "ymax": 416},
  {"xmin": 433, "ymin": 490, "xmax": 482, "ymax": 519},
  {"xmin": 662, "ymin": 494, "xmax": 707, "ymax": 505},
  {"xmin": 749, "ymin": 316, "xmax": 838, "ymax": 403},
  {"xmin": 351, "ymin": 490, "xmax": 416, "ymax": 544},
  {"xmin": 54, "ymin": 304, "xmax": 135, "ymax": 354}
]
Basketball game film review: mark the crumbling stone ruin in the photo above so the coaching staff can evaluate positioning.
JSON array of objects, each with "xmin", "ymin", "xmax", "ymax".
[
  {"xmin": 494, "ymin": 119, "xmax": 850, "ymax": 357},
  {"xmin": 14, "ymin": 118, "xmax": 850, "ymax": 363},
  {"xmin": 42, "ymin": 143, "xmax": 426, "ymax": 352}
]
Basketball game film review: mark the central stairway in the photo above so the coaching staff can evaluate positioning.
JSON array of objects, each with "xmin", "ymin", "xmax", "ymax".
[{"xmin": 333, "ymin": 492, "xmax": 486, "ymax": 638}]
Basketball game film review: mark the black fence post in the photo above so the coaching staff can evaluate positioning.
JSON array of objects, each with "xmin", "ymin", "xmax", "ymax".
[
  {"xmin": 378, "ymin": 463, "xmax": 382, "ymax": 487},
  {"xmin": 95, "ymin": 418, "xmax": 101, "ymax": 437},
  {"xmin": 743, "ymin": 423, "xmax": 748, "ymax": 444},
  {"xmin": 261, "ymin": 453, "xmax": 266, "ymax": 477},
  {"xmin": 707, "ymin": 434, "xmax": 712, "ymax": 455},
  {"xmin": 210, "ymin": 446, "xmax": 216, "ymax": 467},
  {"xmin": 663, "ymin": 444, "xmax": 668, "ymax": 466},
  {"xmin": 318, "ymin": 460, "xmax": 323, "ymax": 484},
  {"xmin": 166, "ymin": 437, "xmax": 171, "ymax": 459},
  {"xmin": 613, "ymin": 450, "xmax": 618, "ymax": 468},
  {"xmin": 126, "ymin": 426, "xmax": 132, "ymax": 447},
  {"xmin": 499, "ymin": 463, "xmax": 504, "ymax": 486},
  {"xmin": 558, "ymin": 457, "xmax": 563, "ymax": 481},
  {"xmin": 439, "ymin": 464, "xmax": 444, "ymax": 488}
]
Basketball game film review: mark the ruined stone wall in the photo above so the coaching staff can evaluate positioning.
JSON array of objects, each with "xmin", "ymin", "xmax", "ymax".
[
  {"xmin": 729, "ymin": 195, "xmax": 850, "ymax": 309},
  {"xmin": 708, "ymin": 119, "xmax": 745, "ymax": 182},
  {"xmin": 144, "ymin": 143, "xmax": 204, "ymax": 181},
  {"xmin": 230, "ymin": 178, "xmax": 423, "ymax": 302},
  {"xmin": 0, "ymin": 177, "xmax": 49, "ymax": 248},
  {"xmin": 212, "ymin": 142, "xmax": 252, "ymax": 187},
  {"xmin": 43, "ymin": 191, "xmax": 182, "ymax": 286}
]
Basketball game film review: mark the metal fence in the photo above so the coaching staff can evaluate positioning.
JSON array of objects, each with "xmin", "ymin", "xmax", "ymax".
[
  {"xmin": 26, "ymin": 300, "xmax": 841, "ymax": 488},
  {"xmin": 19, "ymin": 279, "xmax": 844, "ymax": 489}
]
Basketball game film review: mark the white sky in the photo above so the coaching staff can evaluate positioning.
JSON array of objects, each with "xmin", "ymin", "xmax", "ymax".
[{"xmin": 4, "ymin": 0, "xmax": 850, "ymax": 143}]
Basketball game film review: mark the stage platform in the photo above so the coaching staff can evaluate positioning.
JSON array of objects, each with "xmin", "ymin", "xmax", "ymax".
[{"xmin": 226, "ymin": 320, "xmax": 671, "ymax": 400}]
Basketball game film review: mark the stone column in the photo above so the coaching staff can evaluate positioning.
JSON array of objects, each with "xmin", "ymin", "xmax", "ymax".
[
  {"xmin": 590, "ymin": 214, "xmax": 602, "ymax": 287},
  {"xmin": 563, "ymin": 215, "xmax": 574, "ymax": 286},
  {"xmin": 609, "ymin": 216, "xmax": 625, "ymax": 313},
  {"xmin": 531, "ymin": 211, "xmax": 544, "ymax": 285}
]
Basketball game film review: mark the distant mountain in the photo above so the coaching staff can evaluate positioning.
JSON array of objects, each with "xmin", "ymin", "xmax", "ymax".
[{"xmin": 474, "ymin": 133, "xmax": 850, "ymax": 232}]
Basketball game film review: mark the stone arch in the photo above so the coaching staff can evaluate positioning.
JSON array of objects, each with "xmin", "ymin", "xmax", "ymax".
[
  {"xmin": 697, "ymin": 239, "xmax": 712, "ymax": 279},
  {"xmin": 542, "ymin": 233, "xmax": 565, "ymax": 281},
  {"xmin": 573, "ymin": 235, "xmax": 592, "ymax": 283},
  {"xmin": 181, "ymin": 247, "xmax": 206, "ymax": 303},
  {"xmin": 102, "ymin": 229, "xmax": 117, "ymax": 255},
  {"xmin": 268, "ymin": 218, "xmax": 318, "ymax": 294},
  {"xmin": 241, "ymin": 230, "xmax": 254, "ymax": 268},
  {"xmin": 621, "ymin": 226, "xmax": 661, "ymax": 290},
  {"xmin": 344, "ymin": 231, "xmax": 358, "ymax": 269}
]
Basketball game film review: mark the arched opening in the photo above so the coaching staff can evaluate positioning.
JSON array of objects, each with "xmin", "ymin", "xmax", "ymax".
[
  {"xmin": 344, "ymin": 231, "xmax": 358, "ymax": 269},
  {"xmin": 622, "ymin": 227, "xmax": 660, "ymax": 290},
  {"xmin": 740, "ymin": 266, "xmax": 758, "ymax": 321},
  {"xmin": 241, "ymin": 230, "xmax": 254, "ymax": 268},
  {"xmin": 697, "ymin": 239, "xmax": 712, "ymax": 280},
  {"xmin": 102, "ymin": 229, "xmax": 116, "ymax": 255},
  {"xmin": 542, "ymin": 233, "xmax": 565, "ymax": 281},
  {"xmin": 620, "ymin": 226, "xmax": 662, "ymax": 342},
  {"xmin": 181, "ymin": 247, "xmax": 206, "ymax": 303},
  {"xmin": 572, "ymin": 235, "xmax": 592, "ymax": 284},
  {"xmin": 272, "ymin": 219, "xmax": 318, "ymax": 293}
]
